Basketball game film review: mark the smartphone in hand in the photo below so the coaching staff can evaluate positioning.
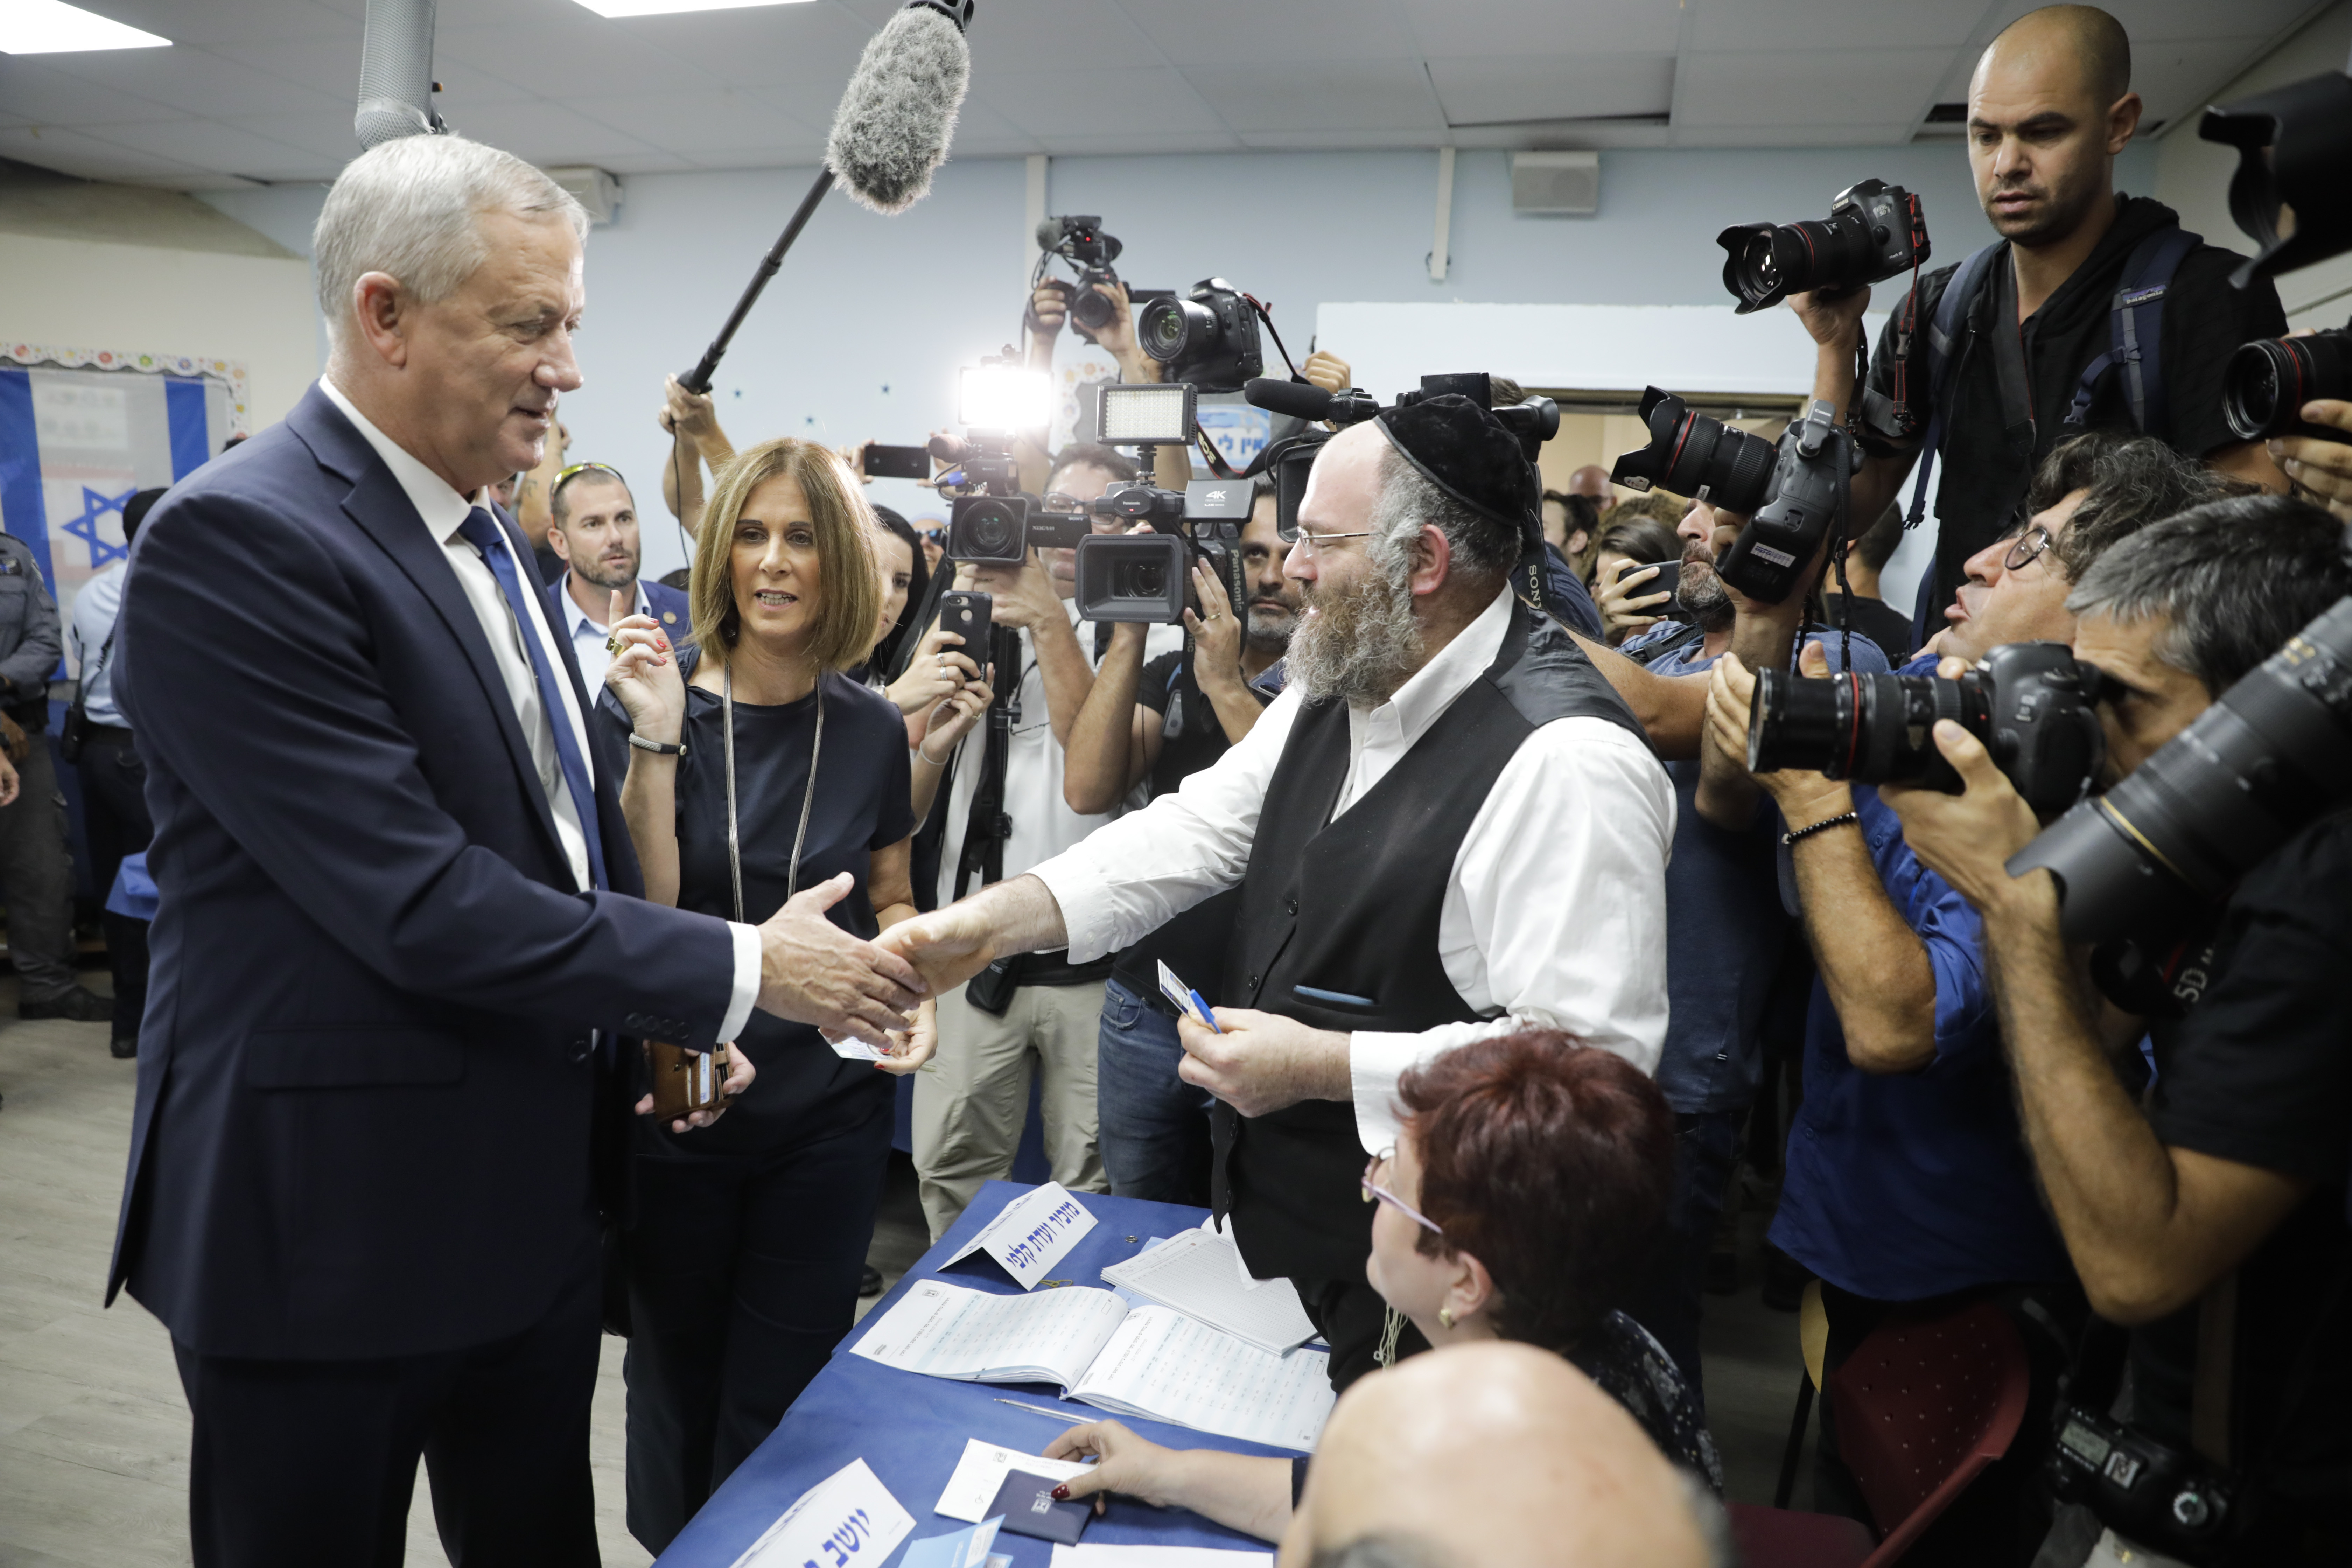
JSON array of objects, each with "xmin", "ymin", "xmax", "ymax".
[
  {"xmin": 863, "ymin": 443, "xmax": 932, "ymax": 481},
  {"xmin": 1624, "ymin": 559, "xmax": 1682, "ymax": 599},
  {"xmin": 938, "ymin": 590, "xmax": 992, "ymax": 651}
]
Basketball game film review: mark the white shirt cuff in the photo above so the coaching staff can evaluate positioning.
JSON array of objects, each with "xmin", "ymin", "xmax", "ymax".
[
  {"xmin": 1349, "ymin": 1019, "xmax": 1527, "ymax": 1155},
  {"xmin": 1029, "ymin": 852, "xmax": 1116, "ymax": 965},
  {"xmin": 719, "ymin": 920, "xmax": 761, "ymax": 1043}
]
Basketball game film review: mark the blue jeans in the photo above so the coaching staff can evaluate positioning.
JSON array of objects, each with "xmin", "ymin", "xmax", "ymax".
[
  {"xmin": 1095, "ymin": 977, "xmax": 1215, "ymax": 1205},
  {"xmin": 1627, "ymin": 1106, "xmax": 1742, "ymax": 1412}
]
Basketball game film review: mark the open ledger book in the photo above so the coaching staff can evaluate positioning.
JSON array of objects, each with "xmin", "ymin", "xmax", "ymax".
[{"xmin": 850, "ymin": 1278, "xmax": 1332, "ymax": 1452}]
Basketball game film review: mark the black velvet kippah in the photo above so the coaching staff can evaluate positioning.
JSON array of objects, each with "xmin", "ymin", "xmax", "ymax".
[{"xmin": 1373, "ymin": 394, "xmax": 1540, "ymax": 554}]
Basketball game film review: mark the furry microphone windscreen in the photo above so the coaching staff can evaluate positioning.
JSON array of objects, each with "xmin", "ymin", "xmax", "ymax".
[{"xmin": 824, "ymin": 4, "xmax": 971, "ymax": 215}]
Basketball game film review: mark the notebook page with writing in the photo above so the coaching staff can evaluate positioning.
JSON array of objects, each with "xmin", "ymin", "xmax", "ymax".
[
  {"xmin": 1097, "ymin": 1226, "xmax": 1317, "ymax": 1354},
  {"xmin": 1069, "ymin": 1305, "xmax": 1333, "ymax": 1451},
  {"xmin": 850, "ymin": 1279, "xmax": 1130, "ymax": 1386}
]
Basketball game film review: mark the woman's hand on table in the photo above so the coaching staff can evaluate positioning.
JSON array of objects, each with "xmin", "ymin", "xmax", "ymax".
[{"xmin": 1043, "ymin": 1419, "xmax": 1179, "ymax": 1515}]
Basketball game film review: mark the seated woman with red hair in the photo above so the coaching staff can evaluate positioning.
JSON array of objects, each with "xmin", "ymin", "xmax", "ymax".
[{"xmin": 1042, "ymin": 1030, "xmax": 1718, "ymax": 1539}]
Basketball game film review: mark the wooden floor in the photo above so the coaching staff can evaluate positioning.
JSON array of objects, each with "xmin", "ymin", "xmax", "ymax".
[{"xmin": 0, "ymin": 986, "xmax": 1804, "ymax": 1565}]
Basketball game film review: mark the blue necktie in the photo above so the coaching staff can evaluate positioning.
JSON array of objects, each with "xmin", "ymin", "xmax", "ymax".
[{"xmin": 456, "ymin": 507, "xmax": 608, "ymax": 893}]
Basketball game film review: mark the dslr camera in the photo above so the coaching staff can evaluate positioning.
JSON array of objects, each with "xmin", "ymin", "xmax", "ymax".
[
  {"xmin": 2223, "ymin": 329, "xmax": 2352, "ymax": 444},
  {"xmin": 1140, "ymin": 278, "xmax": 1264, "ymax": 393},
  {"xmin": 1747, "ymin": 640, "xmax": 2106, "ymax": 817},
  {"xmin": 1718, "ymin": 177, "xmax": 1930, "ymax": 315},
  {"xmin": 1036, "ymin": 214, "xmax": 1125, "ymax": 337},
  {"xmin": 1611, "ymin": 390, "xmax": 1860, "ymax": 603}
]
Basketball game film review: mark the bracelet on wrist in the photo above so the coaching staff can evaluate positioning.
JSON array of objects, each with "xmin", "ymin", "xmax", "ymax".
[
  {"xmin": 628, "ymin": 733, "xmax": 686, "ymax": 757},
  {"xmin": 1783, "ymin": 809, "xmax": 1860, "ymax": 847}
]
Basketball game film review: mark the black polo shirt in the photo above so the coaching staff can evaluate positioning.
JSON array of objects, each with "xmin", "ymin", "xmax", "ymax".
[{"xmin": 1862, "ymin": 194, "xmax": 2285, "ymax": 622}]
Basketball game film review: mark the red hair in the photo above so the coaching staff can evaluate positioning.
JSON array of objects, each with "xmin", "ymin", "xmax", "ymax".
[{"xmin": 1395, "ymin": 1030, "xmax": 1672, "ymax": 1352}]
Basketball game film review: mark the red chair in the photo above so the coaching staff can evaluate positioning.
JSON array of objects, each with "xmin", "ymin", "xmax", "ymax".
[{"xmin": 1731, "ymin": 1298, "xmax": 2033, "ymax": 1568}]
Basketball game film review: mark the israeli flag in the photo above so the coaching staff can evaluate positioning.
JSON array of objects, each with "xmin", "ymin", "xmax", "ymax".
[{"xmin": 0, "ymin": 360, "xmax": 234, "ymax": 672}]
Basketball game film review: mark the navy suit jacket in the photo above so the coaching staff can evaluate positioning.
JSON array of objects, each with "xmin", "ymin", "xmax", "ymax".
[
  {"xmin": 543, "ymin": 571, "xmax": 691, "ymax": 649},
  {"xmin": 111, "ymin": 383, "xmax": 738, "ymax": 1361}
]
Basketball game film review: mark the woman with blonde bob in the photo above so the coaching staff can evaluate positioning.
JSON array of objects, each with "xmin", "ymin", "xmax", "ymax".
[{"xmin": 599, "ymin": 438, "xmax": 938, "ymax": 1551}]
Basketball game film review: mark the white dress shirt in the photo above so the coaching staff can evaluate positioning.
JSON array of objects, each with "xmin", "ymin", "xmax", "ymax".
[
  {"xmin": 1031, "ymin": 587, "xmax": 1675, "ymax": 1153},
  {"xmin": 556, "ymin": 574, "xmax": 649, "ymax": 694},
  {"xmin": 69, "ymin": 564, "xmax": 127, "ymax": 728},
  {"xmin": 320, "ymin": 381, "xmax": 759, "ymax": 1042}
]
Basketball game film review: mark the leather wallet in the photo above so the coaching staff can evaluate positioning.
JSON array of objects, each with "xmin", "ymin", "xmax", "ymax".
[
  {"xmin": 644, "ymin": 1040, "xmax": 734, "ymax": 1121},
  {"xmin": 987, "ymin": 1470, "xmax": 1088, "ymax": 1546}
]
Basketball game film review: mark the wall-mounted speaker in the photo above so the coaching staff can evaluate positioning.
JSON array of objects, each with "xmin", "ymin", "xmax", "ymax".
[{"xmin": 1511, "ymin": 151, "xmax": 1599, "ymax": 216}]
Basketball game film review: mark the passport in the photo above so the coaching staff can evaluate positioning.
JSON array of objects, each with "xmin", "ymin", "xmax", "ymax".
[{"xmin": 986, "ymin": 1469, "xmax": 1089, "ymax": 1546}]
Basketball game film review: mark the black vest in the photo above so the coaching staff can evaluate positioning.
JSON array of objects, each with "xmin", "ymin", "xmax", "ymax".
[{"xmin": 1212, "ymin": 598, "xmax": 1648, "ymax": 1281}]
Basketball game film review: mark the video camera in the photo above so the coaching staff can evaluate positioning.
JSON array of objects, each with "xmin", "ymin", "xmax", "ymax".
[
  {"xmin": 1717, "ymin": 177, "xmax": 1929, "ymax": 315},
  {"xmin": 940, "ymin": 357, "xmax": 1089, "ymax": 565},
  {"xmin": 1610, "ymin": 389, "xmax": 1861, "ymax": 603},
  {"xmin": 1066, "ymin": 382, "xmax": 1257, "ymax": 623},
  {"xmin": 1036, "ymin": 214, "xmax": 1125, "ymax": 337},
  {"xmin": 1245, "ymin": 372, "xmax": 1557, "ymax": 543},
  {"xmin": 1140, "ymin": 278, "xmax": 1264, "ymax": 393}
]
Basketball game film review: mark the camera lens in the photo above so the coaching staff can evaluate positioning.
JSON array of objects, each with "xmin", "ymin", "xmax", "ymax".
[
  {"xmin": 1117, "ymin": 561, "xmax": 1166, "ymax": 597},
  {"xmin": 2223, "ymin": 331, "xmax": 2352, "ymax": 441},
  {"xmin": 1748, "ymin": 668, "xmax": 1986, "ymax": 785},
  {"xmin": 1718, "ymin": 208, "xmax": 1881, "ymax": 314},
  {"xmin": 1072, "ymin": 279, "xmax": 1116, "ymax": 332},
  {"xmin": 1141, "ymin": 296, "xmax": 1214, "ymax": 363},
  {"xmin": 1612, "ymin": 391, "xmax": 1777, "ymax": 513}
]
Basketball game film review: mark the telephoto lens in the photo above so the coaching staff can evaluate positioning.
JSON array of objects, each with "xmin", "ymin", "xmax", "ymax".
[
  {"xmin": 2013, "ymin": 596, "xmax": 2352, "ymax": 944},
  {"xmin": 1609, "ymin": 387, "xmax": 1777, "ymax": 513},
  {"xmin": 1748, "ymin": 643, "xmax": 2103, "ymax": 816},
  {"xmin": 2222, "ymin": 330, "xmax": 2352, "ymax": 443}
]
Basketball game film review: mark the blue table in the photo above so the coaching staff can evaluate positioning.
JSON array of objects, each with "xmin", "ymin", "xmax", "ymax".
[{"xmin": 656, "ymin": 1181, "xmax": 1300, "ymax": 1566}]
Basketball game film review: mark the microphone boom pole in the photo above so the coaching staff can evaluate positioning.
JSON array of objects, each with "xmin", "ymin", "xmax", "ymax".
[{"xmin": 678, "ymin": 167, "xmax": 835, "ymax": 396}]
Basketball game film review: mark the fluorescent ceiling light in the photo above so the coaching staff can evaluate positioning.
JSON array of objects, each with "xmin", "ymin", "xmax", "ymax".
[
  {"xmin": 0, "ymin": 0, "xmax": 170, "ymax": 53},
  {"xmin": 573, "ymin": 0, "xmax": 814, "ymax": 17}
]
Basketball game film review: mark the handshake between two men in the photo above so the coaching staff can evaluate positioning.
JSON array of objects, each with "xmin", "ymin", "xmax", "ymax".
[{"xmin": 760, "ymin": 873, "xmax": 1346, "ymax": 1121}]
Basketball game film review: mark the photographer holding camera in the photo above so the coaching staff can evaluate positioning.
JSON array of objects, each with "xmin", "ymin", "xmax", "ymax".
[
  {"xmin": 1797, "ymin": 6, "xmax": 2286, "ymax": 630},
  {"xmin": 908, "ymin": 442, "xmax": 1138, "ymax": 1238},
  {"xmin": 1062, "ymin": 479, "xmax": 1298, "ymax": 1204},
  {"xmin": 1886, "ymin": 494, "xmax": 2352, "ymax": 1567},
  {"xmin": 1696, "ymin": 430, "xmax": 2222, "ymax": 1560}
]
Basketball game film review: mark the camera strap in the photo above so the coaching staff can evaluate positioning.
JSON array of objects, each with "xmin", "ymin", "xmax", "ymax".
[{"xmin": 1903, "ymin": 241, "xmax": 2006, "ymax": 532}]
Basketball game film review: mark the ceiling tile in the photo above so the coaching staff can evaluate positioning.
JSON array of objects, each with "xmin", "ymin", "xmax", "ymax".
[
  {"xmin": 1672, "ymin": 120, "xmax": 1920, "ymax": 149},
  {"xmin": 616, "ymin": 7, "xmax": 869, "ymax": 90},
  {"xmin": 432, "ymin": 21, "xmax": 718, "ymax": 98},
  {"xmin": 0, "ymin": 58, "xmax": 180, "ymax": 125},
  {"xmin": 1182, "ymin": 59, "xmax": 1447, "ymax": 134},
  {"xmin": 71, "ymin": 116, "xmax": 323, "ymax": 179},
  {"xmin": 0, "ymin": 124, "xmax": 211, "ymax": 182},
  {"xmin": 1428, "ymin": 54, "xmax": 1674, "ymax": 126},
  {"xmin": 74, "ymin": 0, "xmax": 355, "ymax": 46},
  {"xmin": 971, "ymin": 66, "xmax": 1225, "ymax": 139},
  {"xmin": 425, "ymin": 98, "xmax": 664, "ymax": 166},
  {"xmin": 207, "ymin": 37, "xmax": 542, "ymax": 112},
  {"xmin": 1401, "ymin": 0, "xmax": 1685, "ymax": 58},
  {"xmin": 33, "ymin": 45, "xmax": 348, "ymax": 119},
  {"xmin": 577, "ymin": 88, "xmax": 816, "ymax": 155},
  {"xmin": 1688, "ymin": 0, "xmax": 1988, "ymax": 53},
  {"xmin": 223, "ymin": 106, "xmax": 366, "ymax": 164},
  {"xmin": 951, "ymin": 0, "xmax": 1155, "ymax": 74},
  {"xmin": 1676, "ymin": 47, "xmax": 1951, "ymax": 127},
  {"xmin": 1115, "ymin": 0, "xmax": 1418, "ymax": 66}
]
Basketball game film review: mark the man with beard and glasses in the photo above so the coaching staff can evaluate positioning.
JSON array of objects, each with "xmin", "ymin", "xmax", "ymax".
[
  {"xmin": 544, "ymin": 463, "xmax": 689, "ymax": 694},
  {"xmin": 1793, "ymin": 4, "xmax": 2286, "ymax": 645},
  {"xmin": 1612, "ymin": 498, "xmax": 1891, "ymax": 1402},
  {"xmin": 1062, "ymin": 479, "xmax": 1300, "ymax": 1204},
  {"xmin": 881, "ymin": 399, "xmax": 1674, "ymax": 1390}
]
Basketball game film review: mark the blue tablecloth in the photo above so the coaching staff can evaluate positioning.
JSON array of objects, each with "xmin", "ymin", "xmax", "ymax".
[{"xmin": 655, "ymin": 1181, "xmax": 1299, "ymax": 1566}]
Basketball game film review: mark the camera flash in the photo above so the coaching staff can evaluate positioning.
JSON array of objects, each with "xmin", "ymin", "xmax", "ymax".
[
  {"xmin": 1099, "ymin": 383, "xmax": 1198, "ymax": 446},
  {"xmin": 958, "ymin": 364, "xmax": 1051, "ymax": 430}
]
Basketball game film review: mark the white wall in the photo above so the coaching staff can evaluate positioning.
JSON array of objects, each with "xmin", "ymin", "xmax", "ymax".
[
  {"xmin": 0, "ymin": 232, "xmax": 318, "ymax": 432},
  {"xmin": 196, "ymin": 134, "xmax": 2184, "ymax": 582}
]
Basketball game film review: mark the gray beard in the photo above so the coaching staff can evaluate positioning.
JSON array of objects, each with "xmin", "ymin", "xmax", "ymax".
[
  {"xmin": 1286, "ymin": 565, "xmax": 1421, "ymax": 707},
  {"xmin": 1677, "ymin": 561, "xmax": 1734, "ymax": 634},
  {"xmin": 1245, "ymin": 597, "xmax": 1295, "ymax": 654}
]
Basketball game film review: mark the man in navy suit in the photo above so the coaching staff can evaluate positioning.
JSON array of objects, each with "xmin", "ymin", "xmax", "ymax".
[
  {"xmin": 110, "ymin": 134, "xmax": 927, "ymax": 1567},
  {"xmin": 540, "ymin": 461, "xmax": 691, "ymax": 693}
]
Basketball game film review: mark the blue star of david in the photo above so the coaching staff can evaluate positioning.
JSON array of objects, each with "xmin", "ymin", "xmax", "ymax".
[{"xmin": 62, "ymin": 485, "xmax": 134, "ymax": 569}]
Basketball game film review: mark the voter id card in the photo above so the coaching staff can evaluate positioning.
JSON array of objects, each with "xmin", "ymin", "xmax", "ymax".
[{"xmin": 1157, "ymin": 960, "xmax": 1220, "ymax": 1032}]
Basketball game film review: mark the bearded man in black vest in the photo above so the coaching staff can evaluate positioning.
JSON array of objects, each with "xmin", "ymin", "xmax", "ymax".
[{"xmin": 885, "ymin": 398, "xmax": 1675, "ymax": 1387}]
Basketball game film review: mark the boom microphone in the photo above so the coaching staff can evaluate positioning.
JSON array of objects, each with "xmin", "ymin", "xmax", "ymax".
[
  {"xmin": 679, "ymin": 0, "xmax": 974, "ymax": 393},
  {"xmin": 354, "ymin": 0, "xmax": 446, "ymax": 149},
  {"xmin": 1246, "ymin": 377, "xmax": 1333, "ymax": 421}
]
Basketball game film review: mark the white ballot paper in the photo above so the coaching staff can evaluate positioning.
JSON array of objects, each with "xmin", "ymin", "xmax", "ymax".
[
  {"xmin": 1050, "ymin": 1549, "xmax": 1274, "ymax": 1568},
  {"xmin": 727, "ymin": 1457, "xmax": 912, "ymax": 1568},
  {"xmin": 1098, "ymin": 1221, "xmax": 1318, "ymax": 1355},
  {"xmin": 853, "ymin": 1280, "xmax": 1334, "ymax": 1451},
  {"xmin": 935, "ymin": 1437, "xmax": 1092, "ymax": 1522},
  {"xmin": 939, "ymin": 1182, "xmax": 1097, "ymax": 1289}
]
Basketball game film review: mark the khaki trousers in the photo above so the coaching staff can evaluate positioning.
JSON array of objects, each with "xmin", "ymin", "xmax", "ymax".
[{"xmin": 913, "ymin": 979, "xmax": 1108, "ymax": 1240}]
